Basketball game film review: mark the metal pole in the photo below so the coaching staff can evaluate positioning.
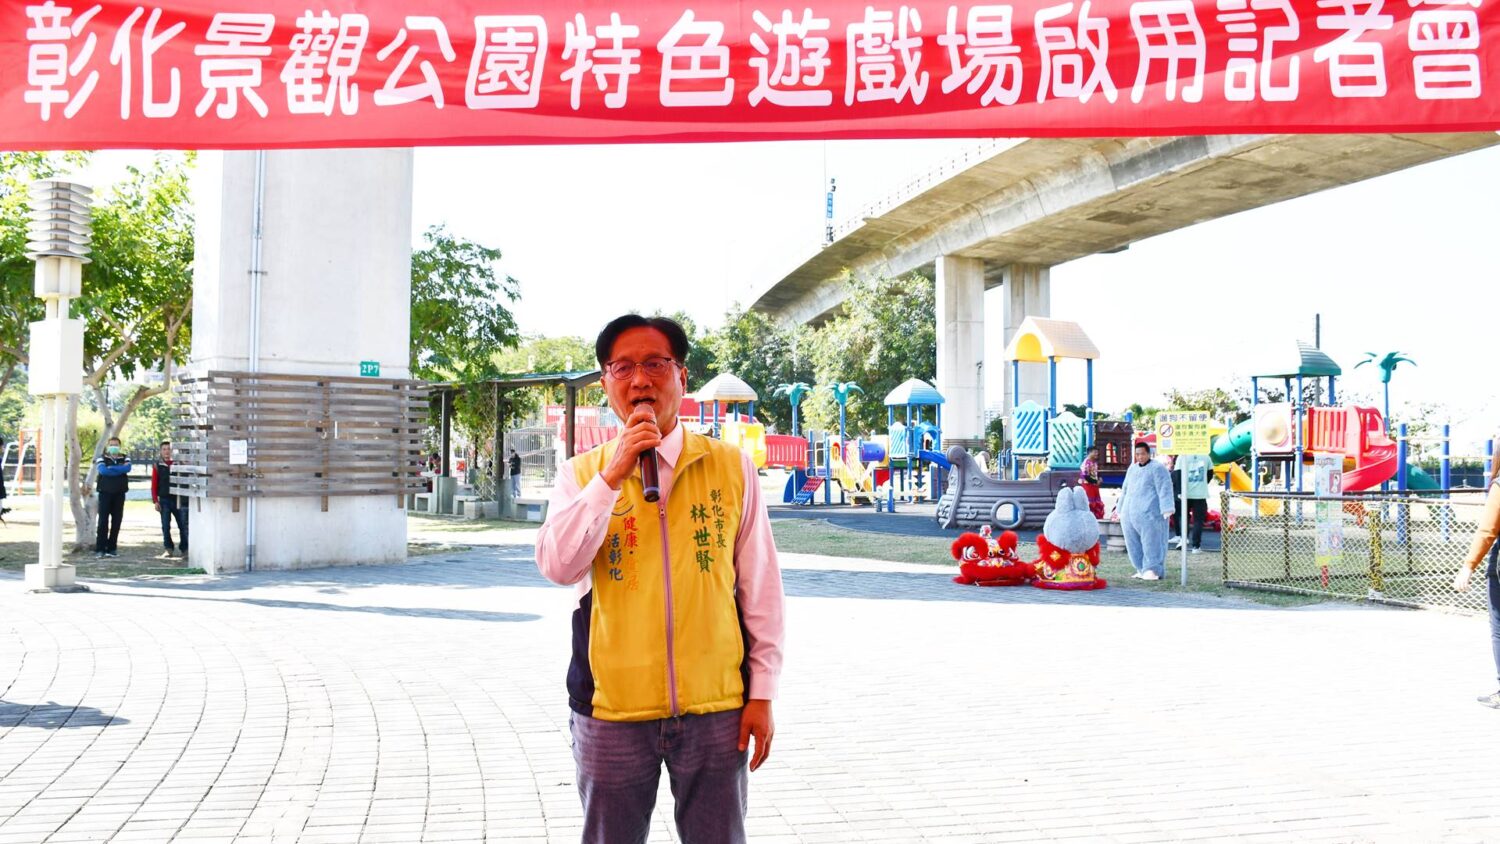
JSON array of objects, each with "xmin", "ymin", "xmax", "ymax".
[
  {"xmin": 1295, "ymin": 374, "xmax": 1305, "ymax": 497},
  {"xmin": 1397, "ymin": 422, "xmax": 1409, "ymax": 548},
  {"xmin": 1180, "ymin": 457, "xmax": 1189, "ymax": 586},
  {"xmin": 564, "ymin": 386, "xmax": 577, "ymax": 459},
  {"xmin": 1441, "ymin": 424, "xmax": 1452, "ymax": 491},
  {"xmin": 245, "ymin": 150, "xmax": 267, "ymax": 573},
  {"xmin": 1440, "ymin": 423, "xmax": 1452, "ymax": 542},
  {"xmin": 1251, "ymin": 377, "xmax": 1260, "ymax": 493},
  {"xmin": 24, "ymin": 179, "xmax": 92, "ymax": 593},
  {"xmin": 1085, "ymin": 358, "xmax": 1095, "ymax": 448}
]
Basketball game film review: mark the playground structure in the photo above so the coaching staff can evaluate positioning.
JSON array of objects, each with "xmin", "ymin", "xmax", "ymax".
[
  {"xmin": 1, "ymin": 429, "xmax": 41, "ymax": 495},
  {"xmin": 692, "ymin": 373, "xmax": 770, "ymax": 468},
  {"xmin": 933, "ymin": 331, "xmax": 1459, "ymax": 534},
  {"xmin": 1004, "ymin": 317, "xmax": 1101, "ymax": 480},
  {"xmin": 937, "ymin": 318, "xmax": 1118, "ymax": 530},
  {"xmin": 884, "ymin": 378, "xmax": 949, "ymax": 507},
  {"xmin": 1238, "ymin": 343, "xmax": 1437, "ymax": 496},
  {"xmin": 777, "ymin": 379, "xmax": 950, "ymax": 510}
]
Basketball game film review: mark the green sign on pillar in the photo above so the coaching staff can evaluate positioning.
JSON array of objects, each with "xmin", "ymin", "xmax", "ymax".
[{"xmin": 360, "ymin": 360, "xmax": 380, "ymax": 378}]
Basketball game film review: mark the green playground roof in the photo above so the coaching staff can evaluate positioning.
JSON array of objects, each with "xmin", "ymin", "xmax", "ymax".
[
  {"xmin": 884, "ymin": 378, "xmax": 945, "ymax": 406},
  {"xmin": 1253, "ymin": 342, "xmax": 1343, "ymax": 378}
]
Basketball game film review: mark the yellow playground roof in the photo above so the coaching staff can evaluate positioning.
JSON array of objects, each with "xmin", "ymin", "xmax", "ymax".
[{"xmin": 1002, "ymin": 317, "xmax": 1101, "ymax": 362}]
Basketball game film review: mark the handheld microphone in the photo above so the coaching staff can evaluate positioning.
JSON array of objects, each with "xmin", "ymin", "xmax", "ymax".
[
  {"xmin": 638, "ymin": 402, "xmax": 661, "ymax": 502},
  {"xmin": 641, "ymin": 448, "xmax": 661, "ymax": 502}
]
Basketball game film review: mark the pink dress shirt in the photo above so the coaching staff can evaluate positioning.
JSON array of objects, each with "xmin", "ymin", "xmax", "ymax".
[{"xmin": 535, "ymin": 424, "xmax": 785, "ymax": 700}]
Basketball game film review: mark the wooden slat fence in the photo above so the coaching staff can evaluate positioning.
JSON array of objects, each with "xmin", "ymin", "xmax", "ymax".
[{"xmin": 171, "ymin": 370, "xmax": 429, "ymax": 509}]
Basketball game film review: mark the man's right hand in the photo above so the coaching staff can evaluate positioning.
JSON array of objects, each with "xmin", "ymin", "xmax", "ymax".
[
  {"xmin": 601, "ymin": 404, "xmax": 662, "ymax": 490},
  {"xmin": 154, "ymin": 502, "xmax": 160, "ymax": 512}
]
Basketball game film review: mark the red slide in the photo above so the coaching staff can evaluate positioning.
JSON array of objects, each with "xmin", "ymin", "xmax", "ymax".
[
  {"xmin": 1342, "ymin": 440, "xmax": 1398, "ymax": 491},
  {"xmin": 1339, "ymin": 407, "xmax": 1399, "ymax": 492}
]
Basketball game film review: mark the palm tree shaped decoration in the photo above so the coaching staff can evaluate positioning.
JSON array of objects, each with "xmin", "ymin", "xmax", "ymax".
[
  {"xmin": 773, "ymin": 382, "xmax": 812, "ymax": 438},
  {"xmin": 822, "ymin": 382, "xmax": 864, "ymax": 443},
  {"xmin": 1354, "ymin": 352, "xmax": 1416, "ymax": 428}
]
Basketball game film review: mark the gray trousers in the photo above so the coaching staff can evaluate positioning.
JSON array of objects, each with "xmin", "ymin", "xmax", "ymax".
[
  {"xmin": 1124, "ymin": 514, "xmax": 1170, "ymax": 576},
  {"xmin": 570, "ymin": 708, "xmax": 748, "ymax": 844}
]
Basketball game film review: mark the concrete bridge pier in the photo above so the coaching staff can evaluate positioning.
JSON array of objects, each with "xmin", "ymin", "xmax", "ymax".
[
  {"xmin": 1000, "ymin": 263, "xmax": 1051, "ymax": 416},
  {"xmin": 188, "ymin": 148, "xmax": 415, "ymax": 574},
  {"xmin": 935, "ymin": 259, "xmax": 1051, "ymax": 442},
  {"xmin": 935, "ymin": 256, "xmax": 985, "ymax": 441}
]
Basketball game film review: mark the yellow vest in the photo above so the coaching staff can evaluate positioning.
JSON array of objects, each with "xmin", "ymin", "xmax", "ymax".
[{"xmin": 569, "ymin": 431, "xmax": 747, "ymax": 722}]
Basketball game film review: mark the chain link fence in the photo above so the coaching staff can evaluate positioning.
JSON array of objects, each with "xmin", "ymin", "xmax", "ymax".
[{"xmin": 1220, "ymin": 489, "xmax": 1491, "ymax": 613}]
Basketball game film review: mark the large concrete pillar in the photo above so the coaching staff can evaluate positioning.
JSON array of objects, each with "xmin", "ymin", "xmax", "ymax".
[
  {"xmin": 189, "ymin": 149, "xmax": 414, "ymax": 573},
  {"xmin": 1001, "ymin": 263, "xmax": 1051, "ymax": 416},
  {"xmin": 935, "ymin": 255, "xmax": 985, "ymax": 441}
]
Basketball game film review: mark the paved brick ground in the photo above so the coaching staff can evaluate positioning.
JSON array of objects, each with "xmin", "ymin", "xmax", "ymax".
[{"xmin": 2, "ymin": 533, "xmax": 1499, "ymax": 843}]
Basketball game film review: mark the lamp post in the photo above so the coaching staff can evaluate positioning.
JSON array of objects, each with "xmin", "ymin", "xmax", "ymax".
[{"xmin": 24, "ymin": 179, "xmax": 91, "ymax": 593}]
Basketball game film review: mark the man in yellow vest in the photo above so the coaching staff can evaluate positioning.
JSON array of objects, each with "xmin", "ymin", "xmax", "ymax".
[{"xmin": 537, "ymin": 314, "xmax": 785, "ymax": 843}]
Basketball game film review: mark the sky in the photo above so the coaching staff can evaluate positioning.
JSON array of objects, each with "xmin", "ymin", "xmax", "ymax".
[
  {"xmin": 407, "ymin": 136, "xmax": 1500, "ymax": 451},
  {"xmin": 81, "ymin": 133, "xmax": 1500, "ymax": 451}
]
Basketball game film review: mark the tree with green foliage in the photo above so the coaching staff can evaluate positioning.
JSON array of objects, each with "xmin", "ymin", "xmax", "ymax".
[
  {"xmin": 409, "ymin": 225, "xmax": 525, "ymax": 487},
  {"xmin": 0, "ymin": 374, "xmax": 28, "ymax": 448},
  {"xmin": 702, "ymin": 305, "xmax": 812, "ymax": 432},
  {"xmin": 0, "ymin": 152, "xmax": 88, "ymax": 386},
  {"xmin": 0, "ymin": 153, "xmax": 199, "ymax": 548},
  {"xmin": 801, "ymin": 272, "xmax": 935, "ymax": 435},
  {"xmin": 410, "ymin": 224, "xmax": 520, "ymax": 382},
  {"xmin": 492, "ymin": 333, "xmax": 603, "ymax": 414},
  {"xmin": 1122, "ymin": 402, "xmax": 1162, "ymax": 431},
  {"xmin": 652, "ymin": 310, "xmax": 718, "ymax": 390},
  {"xmin": 1062, "ymin": 403, "xmax": 1110, "ymax": 421}
]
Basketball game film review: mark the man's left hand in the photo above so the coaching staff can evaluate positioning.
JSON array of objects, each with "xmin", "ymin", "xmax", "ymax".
[{"xmin": 738, "ymin": 699, "xmax": 774, "ymax": 772}]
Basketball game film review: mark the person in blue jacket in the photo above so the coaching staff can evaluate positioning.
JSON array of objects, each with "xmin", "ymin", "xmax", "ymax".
[
  {"xmin": 1119, "ymin": 441, "xmax": 1176, "ymax": 581},
  {"xmin": 95, "ymin": 437, "xmax": 132, "ymax": 557}
]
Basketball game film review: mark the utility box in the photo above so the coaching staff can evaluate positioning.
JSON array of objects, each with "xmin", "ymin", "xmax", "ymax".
[{"xmin": 27, "ymin": 319, "xmax": 83, "ymax": 395}]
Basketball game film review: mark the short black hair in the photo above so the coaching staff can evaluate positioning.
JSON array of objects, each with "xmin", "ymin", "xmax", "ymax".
[
  {"xmin": 595, "ymin": 314, "xmax": 690, "ymax": 367},
  {"xmin": 1134, "ymin": 442, "xmax": 1151, "ymax": 452},
  {"xmin": 160, "ymin": 440, "xmax": 171, "ymax": 447},
  {"xmin": 107, "ymin": 436, "xmax": 121, "ymax": 444}
]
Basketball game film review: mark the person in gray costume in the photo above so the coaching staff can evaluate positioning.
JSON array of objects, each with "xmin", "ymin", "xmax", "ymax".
[{"xmin": 1119, "ymin": 441, "xmax": 1176, "ymax": 581}]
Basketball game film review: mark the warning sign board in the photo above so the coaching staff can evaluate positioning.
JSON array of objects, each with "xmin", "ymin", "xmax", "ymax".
[{"xmin": 1156, "ymin": 411, "xmax": 1212, "ymax": 456}]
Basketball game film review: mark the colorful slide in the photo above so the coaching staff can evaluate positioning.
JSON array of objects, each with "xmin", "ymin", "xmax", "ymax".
[
  {"xmin": 918, "ymin": 449, "xmax": 952, "ymax": 470},
  {"xmin": 1210, "ymin": 420, "xmax": 1280, "ymax": 515},
  {"xmin": 831, "ymin": 453, "xmax": 878, "ymax": 503},
  {"xmin": 1339, "ymin": 440, "xmax": 1397, "ymax": 492},
  {"xmin": 1206, "ymin": 411, "xmax": 1436, "ymax": 499},
  {"xmin": 1402, "ymin": 463, "xmax": 1441, "ymax": 492},
  {"xmin": 1210, "ymin": 419, "xmax": 1255, "ymax": 466}
]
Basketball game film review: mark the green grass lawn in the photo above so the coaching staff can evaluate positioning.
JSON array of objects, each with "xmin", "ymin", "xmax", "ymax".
[
  {"xmin": 0, "ymin": 502, "xmax": 538, "ymax": 579},
  {"xmin": 0, "ymin": 500, "xmax": 207, "ymax": 579},
  {"xmin": 771, "ymin": 518, "xmax": 1324, "ymax": 607}
]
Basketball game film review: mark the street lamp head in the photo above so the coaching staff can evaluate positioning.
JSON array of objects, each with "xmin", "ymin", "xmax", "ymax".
[
  {"xmin": 25, "ymin": 180, "xmax": 93, "ymax": 262},
  {"xmin": 25, "ymin": 180, "xmax": 93, "ymax": 300}
]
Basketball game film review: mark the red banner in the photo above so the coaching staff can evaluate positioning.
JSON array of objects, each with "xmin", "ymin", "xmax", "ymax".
[{"xmin": 2, "ymin": 0, "xmax": 1497, "ymax": 149}]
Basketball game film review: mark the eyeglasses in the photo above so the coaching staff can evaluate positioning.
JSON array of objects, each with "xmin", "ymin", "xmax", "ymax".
[{"xmin": 604, "ymin": 357, "xmax": 678, "ymax": 380}]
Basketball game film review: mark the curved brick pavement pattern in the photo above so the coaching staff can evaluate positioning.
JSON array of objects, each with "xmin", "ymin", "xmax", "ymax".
[{"xmin": 3, "ymin": 542, "xmax": 1500, "ymax": 843}]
